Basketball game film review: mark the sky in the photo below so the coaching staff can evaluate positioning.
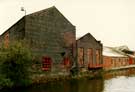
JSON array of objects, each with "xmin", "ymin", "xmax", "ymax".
[{"xmin": 0, "ymin": 0, "xmax": 135, "ymax": 50}]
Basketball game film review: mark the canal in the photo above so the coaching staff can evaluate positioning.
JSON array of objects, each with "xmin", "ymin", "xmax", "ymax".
[{"xmin": 2, "ymin": 74, "xmax": 135, "ymax": 92}]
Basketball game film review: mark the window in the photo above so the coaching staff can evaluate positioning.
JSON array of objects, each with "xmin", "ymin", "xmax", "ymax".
[
  {"xmin": 87, "ymin": 48, "xmax": 93, "ymax": 67},
  {"xmin": 96, "ymin": 49, "xmax": 100, "ymax": 65},
  {"xmin": 42, "ymin": 56, "xmax": 52, "ymax": 71},
  {"xmin": 78, "ymin": 48, "xmax": 84, "ymax": 67},
  {"xmin": 119, "ymin": 58, "xmax": 121, "ymax": 62},
  {"xmin": 111, "ymin": 60, "xmax": 113, "ymax": 64}
]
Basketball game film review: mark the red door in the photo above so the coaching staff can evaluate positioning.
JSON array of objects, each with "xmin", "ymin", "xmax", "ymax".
[
  {"xmin": 62, "ymin": 57, "xmax": 71, "ymax": 68},
  {"xmin": 129, "ymin": 57, "xmax": 133, "ymax": 65},
  {"xmin": 42, "ymin": 56, "xmax": 52, "ymax": 71}
]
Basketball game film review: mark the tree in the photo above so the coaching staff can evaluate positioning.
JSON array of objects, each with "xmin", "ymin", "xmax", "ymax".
[{"xmin": 0, "ymin": 42, "xmax": 32, "ymax": 88}]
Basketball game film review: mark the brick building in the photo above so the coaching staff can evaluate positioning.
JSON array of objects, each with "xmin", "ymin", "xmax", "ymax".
[
  {"xmin": 0, "ymin": 6, "xmax": 76, "ymax": 74},
  {"xmin": 122, "ymin": 49, "xmax": 135, "ymax": 65},
  {"xmin": 103, "ymin": 46, "xmax": 129, "ymax": 70},
  {"xmin": 76, "ymin": 33, "xmax": 103, "ymax": 72}
]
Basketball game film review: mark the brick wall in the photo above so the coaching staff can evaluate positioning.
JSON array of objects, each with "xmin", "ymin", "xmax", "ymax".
[
  {"xmin": 0, "ymin": 7, "xmax": 76, "ymax": 74},
  {"xmin": 103, "ymin": 56, "xmax": 130, "ymax": 70},
  {"xmin": 77, "ymin": 33, "xmax": 103, "ymax": 70},
  {"xmin": 103, "ymin": 56, "xmax": 112, "ymax": 70},
  {"xmin": 25, "ymin": 7, "xmax": 76, "ymax": 73}
]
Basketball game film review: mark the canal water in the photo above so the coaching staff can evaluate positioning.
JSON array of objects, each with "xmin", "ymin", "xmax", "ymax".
[{"xmin": 2, "ymin": 75, "xmax": 135, "ymax": 92}]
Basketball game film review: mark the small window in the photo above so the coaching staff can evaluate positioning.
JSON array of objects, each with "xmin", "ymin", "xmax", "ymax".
[
  {"xmin": 42, "ymin": 56, "xmax": 52, "ymax": 71},
  {"xmin": 111, "ymin": 61, "xmax": 113, "ymax": 64},
  {"xmin": 111, "ymin": 58, "xmax": 113, "ymax": 64},
  {"xmin": 119, "ymin": 58, "xmax": 121, "ymax": 62}
]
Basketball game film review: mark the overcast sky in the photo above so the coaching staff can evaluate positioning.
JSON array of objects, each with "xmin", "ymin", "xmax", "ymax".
[{"xmin": 0, "ymin": 0, "xmax": 135, "ymax": 50}]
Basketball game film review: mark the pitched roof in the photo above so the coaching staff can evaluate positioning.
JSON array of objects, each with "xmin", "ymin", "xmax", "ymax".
[
  {"xmin": 26, "ymin": 6, "xmax": 74, "ymax": 27},
  {"xmin": 103, "ymin": 46, "xmax": 127, "ymax": 57},
  {"xmin": 112, "ymin": 45, "xmax": 135, "ymax": 58},
  {"xmin": 0, "ymin": 17, "xmax": 25, "ymax": 36},
  {"xmin": 27, "ymin": 6, "xmax": 54, "ymax": 16},
  {"xmin": 77, "ymin": 33, "xmax": 101, "ymax": 44},
  {"xmin": 0, "ymin": 6, "xmax": 74, "ymax": 36}
]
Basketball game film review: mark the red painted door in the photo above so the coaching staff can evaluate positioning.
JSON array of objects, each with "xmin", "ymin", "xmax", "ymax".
[
  {"xmin": 42, "ymin": 56, "xmax": 52, "ymax": 71},
  {"xmin": 62, "ymin": 57, "xmax": 71, "ymax": 68},
  {"xmin": 129, "ymin": 57, "xmax": 133, "ymax": 65}
]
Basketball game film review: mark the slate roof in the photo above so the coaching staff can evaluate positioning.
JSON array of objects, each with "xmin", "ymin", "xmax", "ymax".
[
  {"xmin": 103, "ymin": 46, "xmax": 135, "ymax": 58},
  {"xmin": 0, "ymin": 6, "xmax": 74, "ymax": 37},
  {"xmin": 77, "ymin": 33, "xmax": 102, "ymax": 44},
  {"xmin": 103, "ymin": 46, "xmax": 127, "ymax": 57}
]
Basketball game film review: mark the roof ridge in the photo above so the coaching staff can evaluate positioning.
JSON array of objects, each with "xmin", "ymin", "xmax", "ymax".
[
  {"xmin": 26, "ymin": 6, "xmax": 55, "ymax": 16},
  {"xmin": 77, "ymin": 32, "xmax": 97, "ymax": 41}
]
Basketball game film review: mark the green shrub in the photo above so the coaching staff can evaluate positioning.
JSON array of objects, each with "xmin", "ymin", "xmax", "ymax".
[
  {"xmin": 0, "ymin": 75, "xmax": 13, "ymax": 88},
  {"xmin": 0, "ymin": 42, "xmax": 32, "ymax": 88}
]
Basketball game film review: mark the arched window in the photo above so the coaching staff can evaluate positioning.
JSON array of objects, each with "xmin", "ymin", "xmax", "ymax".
[{"xmin": 42, "ymin": 56, "xmax": 52, "ymax": 71}]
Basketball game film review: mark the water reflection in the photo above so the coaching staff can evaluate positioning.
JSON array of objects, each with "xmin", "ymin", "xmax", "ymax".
[
  {"xmin": 1, "ymin": 79, "xmax": 104, "ymax": 92},
  {"xmin": 104, "ymin": 76, "xmax": 135, "ymax": 92},
  {"xmin": 1, "ymin": 70, "xmax": 135, "ymax": 92},
  {"xmin": 20, "ymin": 79, "xmax": 104, "ymax": 92},
  {"xmin": 70, "ymin": 79, "xmax": 104, "ymax": 92}
]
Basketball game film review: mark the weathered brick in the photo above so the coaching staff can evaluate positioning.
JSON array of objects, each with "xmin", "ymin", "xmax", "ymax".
[{"xmin": 0, "ymin": 6, "xmax": 76, "ymax": 74}]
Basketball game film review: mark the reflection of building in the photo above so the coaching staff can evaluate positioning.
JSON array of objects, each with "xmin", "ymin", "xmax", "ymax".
[
  {"xmin": 77, "ymin": 33, "xmax": 103, "ymax": 72},
  {"xmin": 0, "ymin": 6, "xmax": 76, "ymax": 74}
]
